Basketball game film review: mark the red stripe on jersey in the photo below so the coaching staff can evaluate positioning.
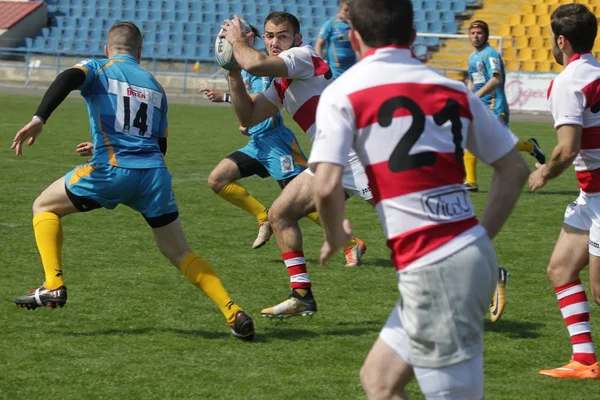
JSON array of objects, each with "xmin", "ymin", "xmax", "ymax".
[
  {"xmin": 311, "ymin": 56, "xmax": 330, "ymax": 76},
  {"xmin": 581, "ymin": 126, "xmax": 600, "ymax": 150},
  {"xmin": 576, "ymin": 169, "xmax": 600, "ymax": 193},
  {"xmin": 558, "ymin": 291, "xmax": 590, "ymax": 308},
  {"xmin": 365, "ymin": 152, "xmax": 465, "ymax": 203},
  {"xmin": 581, "ymin": 79, "xmax": 600, "ymax": 110},
  {"xmin": 293, "ymin": 95, "xmax": 320, "ymax": 132},
  {"xmin": 547, "ymin": 80, "xmax": 554, "ymax": 100},
  {"xmin": 348, "ymin": 83, "xmax": 473, "ymax": 129},
  {"xmin": 274, "ymin": 78, "xmax": 293, "ymax": 103},
  {"xmin": 388, "ymin": 217, "xmax": 479, "ymax": 270}
]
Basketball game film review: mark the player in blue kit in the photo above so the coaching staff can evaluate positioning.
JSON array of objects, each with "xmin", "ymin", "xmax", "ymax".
[
  {"xmin": 315, "ymin": 0, "xmax": 356, "ymax": 78},
  {"xmin": 465, "ymin": 19, "xmax": 546, "ymax": 194},
  {"xmin": 10, "ymin": 21, "xmax": 255, "ymax": 341}
]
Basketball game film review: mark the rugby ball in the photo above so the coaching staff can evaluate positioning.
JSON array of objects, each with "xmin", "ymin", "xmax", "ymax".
[{"xmin": 215, "ymin": 18, "xmax": 252, "ymax": 71}]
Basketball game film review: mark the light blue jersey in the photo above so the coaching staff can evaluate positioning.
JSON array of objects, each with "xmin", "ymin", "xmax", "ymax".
[
  {"xmin": 318, "ymin": 18, "xmax": 356, "ymax": 78},
  {"xmin": 468, "ymin": 43, "xmax": 509, "ymax": 122},
  {"xmin": 242, "ymin": 70, "xmax": 283, "ymax": 135},
  {"xmin": 74, "ymin": 54, "xmax": 167, "ymax": 168}
]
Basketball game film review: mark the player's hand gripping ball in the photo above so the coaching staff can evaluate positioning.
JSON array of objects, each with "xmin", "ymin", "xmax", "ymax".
[{"xmin": 215, "ymin": 17, "xmax": 252, "ymax": 70}]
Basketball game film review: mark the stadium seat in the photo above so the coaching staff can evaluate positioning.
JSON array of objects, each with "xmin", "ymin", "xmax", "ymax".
[
  {"xmin": 498, "ymin": 25, "xmax": 511, "ymax": 37},
  {"xmin": 518, "ymin": 48, "xmax": 532, "ymax": 61},
  {"xmin": 537, "ymin": 60, "xmax": 551, "ymax": 72},
  {"xmin": 552, "ymin": 63, "xmax": 563, "ymax": 73},
  {"xmin": 522, "ymin": 61, "xmax": 537, "ymax": 72},
  {"xmin": 511, "ymin": 25, "xmax": 525, "ymax": 37},
  {"xmin": 515, "ymin": 36, "xmax": 529, "ymax": 50},
  {"xmin": 505, "ymin": 61, "xmax": 519, "ymax": 71},
  {"xmin": 527, "ymin": 25, "xmax": 541, "ymax": 38},
  {"xmin": 521, "ymin": 14, "xmax": 537, "ymax": 26},
  {"xmin": 529, "ymin": 36, "xmax": 543, "ymax": 49},
  {"xmin": 508, "ymin": 14, "xmax": 521, "ymax": 26},
  {"xmin": 451, "ymin": 1, "xmax": 466, "ymax": 13},
  {"xmin": 502, "ymin": 50, "xmax": 517, "ymax": 61},
  {"xmin": 533, "ymin": 49, "xmax": 549, "ymax": 61},
  {"xmin": 520, "ymin": 4, "xmax": 533, "ymax": 14},
  {"xmin": 538, "ymin": 15, "xmax": 551, "ymax": 26}
]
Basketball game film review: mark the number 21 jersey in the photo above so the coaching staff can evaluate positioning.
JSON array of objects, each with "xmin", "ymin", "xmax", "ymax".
[
  {"xmin": 309, "ymin": 46, "xmax": 518, "ymax": 272},
  {"xmin": 73, "ymin": 54, "xmax": 167, "ymax": 169}
]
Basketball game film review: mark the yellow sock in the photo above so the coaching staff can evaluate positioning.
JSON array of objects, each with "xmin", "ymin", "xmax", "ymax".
[
  {"xmin": 464, "ymin": 150, "xmax": 478, "ymax": 186},
  {"xmin": 516, "ymin": 141, "xmax": 533, "ymax": 153},
  {"xmin": 217, "ymin": 182, "xmax": 268, "ymax": 223},
  {"xmin": 344, "ymin": 237, "xmax": 357, "ymax": 249},
  {"xmin": 306, "ymin": 212, "xmax": 322, "ymax": 227},
  {"xmin": 33, "ymin": 212, "xmax": 64, "ymax": 290},
  {"xmin": 179, "ymin": 252, "xmax": 242, "ymax": 324}
]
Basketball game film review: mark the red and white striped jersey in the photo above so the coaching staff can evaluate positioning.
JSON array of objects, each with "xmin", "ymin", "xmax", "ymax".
[
  {"xmin": 263, "ymin": 45, "xmax": 334, "ymax": 140},
  {"xmin": 309, "ymin": 46, "xmax": 518, "ymax": 271},
  {"xmin": 548, "ymin": 52, "xmax": 600, "ymax": 194}
]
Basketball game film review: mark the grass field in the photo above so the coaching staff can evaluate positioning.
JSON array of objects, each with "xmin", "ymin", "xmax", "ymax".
[{"xmin": 1, "ymin": 93, "xmax": 599, "ymax": 400}]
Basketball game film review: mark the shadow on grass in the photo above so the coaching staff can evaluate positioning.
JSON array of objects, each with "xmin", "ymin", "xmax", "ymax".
[
  {"xmin": 45, "ymin": 328, "xmax": 225, "ymax": 340},
  {"xmin": 484, "ymin": 318, "xmax": 544, "ymax": 339},
  {"xmin": 363, "ymin": 258, "xmax": 394, "ymax": 268},
  {"xmin": 251, "ymin": 318, "xmax": 383, "ymax": 343},
  {"xmin": 522, "ymin": 190, "xmax": 579, "ymax": 196}
]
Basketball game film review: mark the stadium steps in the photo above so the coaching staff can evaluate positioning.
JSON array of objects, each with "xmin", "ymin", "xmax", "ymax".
[{"xmin": 426, "ymin": 0, "xmax": 523, "ymax": 79}]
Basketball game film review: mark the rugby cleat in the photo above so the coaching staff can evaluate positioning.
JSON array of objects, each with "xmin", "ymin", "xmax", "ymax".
[
  {"xmin": 261, "ymin": 288, "xmax": 317, "ymax": 319},
  {"xmin": 528, "ymin": 138, "xmax": 546, "ymax": 164},
  {"xmin": 344, "ymin": 237, "xmax": 367, "ymax": 267},
  {"xmin": 230, "ymin": 310, "xmax": 255, "ymax": 341},
  {"xmin": 490, "ymin": 267, "xmax": 509, "ymax": 323},
  {"xmin": 252, "ymin": 221, "xmax": 272, "ymax": 249},
  {"xmin": 539, "ymin": 360, "xmax": 600, "ymax": 379},
  {"xmin": 14, "ymin": 285, "xmax": 67, "ymax": 310},
  {"xmin": 464, "ymin": 183, "xmax": 479, "ymax": 192}
]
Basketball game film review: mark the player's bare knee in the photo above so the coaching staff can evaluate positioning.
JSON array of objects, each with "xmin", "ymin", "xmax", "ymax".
[
  {"xmin": 360, "ymin": 364, "xmax": 393, "ymax": 399},
  {"xmin": 207, "ymin": 170, "xmax": 226, "ymax": 194},
  {"xmin": 32, "ymin": 195, "xmax": 51, "ymax": 216}
]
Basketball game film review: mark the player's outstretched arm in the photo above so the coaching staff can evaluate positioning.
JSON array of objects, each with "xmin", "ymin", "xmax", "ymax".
[
  {"xmin": 227, "ymin": 69, "xmax": 279, "ymax": 127},
  {"xmin": 11, "ymin": 68, "xmax": 86, "ymax": 155},
  {"xmin": 220, "ymin": 16, "xmax": 289, "ymax": 78},
  {"xmin": 313, "ymin": 162, "xmax": 352, "ymax": 265},
  {"xmin": 480, "ymin": 148, "xmax": 529, "ymax": 239},
  {"xmin": 529, "ymin": 124, "xmax": 581, "ymax": 192}
]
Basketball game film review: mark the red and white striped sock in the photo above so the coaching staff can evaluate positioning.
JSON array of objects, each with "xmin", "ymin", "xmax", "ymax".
[
  {"xmin": 555, "ymin": 279, "xmax": 597, "ymax": 366},
  {"xmin": 283, "ymin": 251, "xmax": 311, "ymax": 290}
]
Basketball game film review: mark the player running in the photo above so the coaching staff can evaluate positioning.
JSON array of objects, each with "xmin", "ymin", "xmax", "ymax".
[
  {"xmin": 310, "ymin": 1, "xmax": 529, "ymax": 397},
  {"xmin": 530, "ymin": 3, "xmax": 600, "ymax": 379},
  {"xmin": 220, "ymin": 12, "xmax": 371, "ymax": 318},
  {"xmin": 10, "ymin": 22, "xmax": 255, "ymax": 341}
]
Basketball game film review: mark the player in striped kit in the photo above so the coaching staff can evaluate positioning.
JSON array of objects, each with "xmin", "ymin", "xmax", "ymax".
[
  {"xmin": 220, "ymin": 12, "xmax": 373, "ymax": 318},
  {"xmin": 529, "ymin": 3, "xmax": 600, "ymax": 379},
  {"xmin": 310, "ymin": 0, "xmax": 529, "ymax": 397}
]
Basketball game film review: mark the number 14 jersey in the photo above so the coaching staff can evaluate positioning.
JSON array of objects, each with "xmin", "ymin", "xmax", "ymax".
[
  {"xmin": 73, "ymin": 54, "xmax": 167, "ymax": 169},
  {"xmin": 309, "ymin": 46, "xmax": 518, "ymax": 272}
]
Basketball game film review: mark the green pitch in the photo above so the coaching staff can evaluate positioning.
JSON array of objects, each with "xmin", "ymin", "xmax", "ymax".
[{"xmin": 0, "ymin": 94, "xmax": 598, "ymax": 399}]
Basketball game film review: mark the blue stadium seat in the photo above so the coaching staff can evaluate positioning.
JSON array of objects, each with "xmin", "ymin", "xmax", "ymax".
[
  {"xmin": 414, "ymin": 9, "xmax": 426, "ymax": 22},
  {"xmin": 451, "ymin": 1, "xmax": 466, "ymax": 13},
  {"xmin": 413, "ymin": 45, "xmax": 428, "ymax": 58}
]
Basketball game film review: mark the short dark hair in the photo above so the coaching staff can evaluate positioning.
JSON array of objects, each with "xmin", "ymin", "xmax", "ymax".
[
  {"xmin": 108, "ymin": 21, "xmax": 142, "ymax": 53},
  {"xmin": 551, "ymin": 3, "xmax": 597, "ymax": 53},
  {"xmin": 264, "ymin": 11, "xmax": 301, "ymax": 35},
  {"xmin": 349, "ymin": 0, "xmax": 413, "ymax": 48}
]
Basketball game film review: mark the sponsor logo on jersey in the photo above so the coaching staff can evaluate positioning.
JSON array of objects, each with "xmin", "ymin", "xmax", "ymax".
[
  {"xmin": 127, "ymin": 87, "xmax": 147, "ymax": 100},
  {"xmin": 421, "ymin": 187, "xmax": 474, "ymax": 222},
  {"xmin": 280, "ymin": 155, "xmax": 294, "ymax": 173}
]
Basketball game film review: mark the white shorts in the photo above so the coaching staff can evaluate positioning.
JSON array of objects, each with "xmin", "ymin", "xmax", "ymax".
[
  {"xmin": 380, "ymin": 235, "xmax": 497, "ymax": 369},
  {"xmin": 305, "ymin": 154, "xmax": 372, "ymax": 201},
  {"xmin": 564, "ymin": 191, "xmax": 600, "ymax": 256}
]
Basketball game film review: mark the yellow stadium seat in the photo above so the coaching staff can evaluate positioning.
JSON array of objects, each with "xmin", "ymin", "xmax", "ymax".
[
  {"xmin": 518, "ymin": 48, "xmax": 533, "ymax": 61},
  {"xmin": 545, "ymin": 0, "xmax": 559, "ymax": 5},
  {"xmin": 530, "ymin": 36, "xmax": 544, "ymax": 49},
  {"xmin": 522, "ymin": 61, "xmax": 537, "ymax": 72},
  {"xmin": 541, "ymin": 26, "xmax": 553, "ymax": 37},
  {"xmin": 505, "ymin": 61, "xmax": 520, "ymax": 71},
  {"xmin": 527, "ymin": 25, "xmax": 542, "ymax": 37},
  {"xmin": 522, "ymin": 14, "xmax": 537, "ymax": 26},
  {"xmin": 538, "ymin": 15, "xmax": 551, "ymax": 27},
  {"xmin": 576, "ymin": 0, "xmax": 590, "ymax": 4},
  {"xmin": 533, "ymin": 49, "xmax": 549, "ymax": 61},
  {"xmin": 502, "ymin": 50, "xmax": 517, "ymax": 61},
  {"xmin": 512, "ymin": 25, "xmax": 526, "ymax": 37},
  {"xmin": 537, "ymin": 60, "xmax": 551, "ymax": 72},
  {"xmin": 498, "ymin": 24, "xmax": 511, "ymax": 37},
  {"xmin": 530, "ymin": 0, "xmax": 545, "ymax": 4},
  {"xmin": 521, "ymin": 4, "xmax": 534, "ymax": 13},
  {"xmin": 515, "ymin": 36, "xmax": 529, "ymax": 49},
  {"xmin": 508, "ymin": 14, "xmax": 521, "ymax": 25},
  {"xmin": 534, "ymin": 4, "xmax": 550, "ymax": 15},
  {"xmin": 591, "ymin": 0, "xmax": 600, "ymax": 5},
  {"xmin": 502, "ymin": 38, "xmax": 513, "ymax": 49},
  {"xmin": 552, "ymin": 63, "xmax": 564, "ymax": 73}
]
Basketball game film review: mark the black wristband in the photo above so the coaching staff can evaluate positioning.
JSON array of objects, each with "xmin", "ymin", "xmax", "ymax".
[{"xmin": 224, "ymin": 93, "xmax": 231, "ymax": 103}]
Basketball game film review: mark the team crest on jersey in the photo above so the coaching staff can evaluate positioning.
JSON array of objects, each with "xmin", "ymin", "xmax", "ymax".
[
  {"xmin": 489, "ymin": 57, "xmax": 500, "ymax": 70},
  {"xmin": 477, "ymin": 61, "xmax": 485, "ymax": 72},
  {"xmin": 421, "ymin": 187, "xmax": 474, "ymax": 222},
  {"xmin": 280, "ymin": 155, "xmax": 294, "ymax": 173},
  {"xmin": 168, "ymin": 191, "xmax": 176, "ymax": 206}
]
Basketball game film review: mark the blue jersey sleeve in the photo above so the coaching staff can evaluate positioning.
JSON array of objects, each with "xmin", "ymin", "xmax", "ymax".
[
  {"xmin": 484, "ymin": 48, "xmax": 503, "ymax": 75},
  {"xmin": 72, "ymin": 59, "xmax": 101, "ymax": 92},
  {"xmin": 319, "ymin": 19, "xmax": 333, "ymax": 40},
  {"xmin": 249, "ymin": 74, "xmax": 272, "ymax": 94}
]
